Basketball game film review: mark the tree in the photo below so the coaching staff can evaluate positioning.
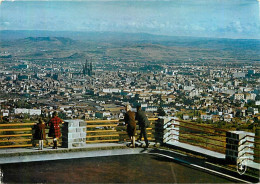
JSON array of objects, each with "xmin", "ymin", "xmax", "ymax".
[{"xmin": 157, "ymin": 105, "xmax": 166, "ymax": 116}]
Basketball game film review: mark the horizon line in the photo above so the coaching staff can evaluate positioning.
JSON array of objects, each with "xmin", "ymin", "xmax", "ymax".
[{"xmin": 1, "ymin": 30, "xmax": 260, "ymax": 41}]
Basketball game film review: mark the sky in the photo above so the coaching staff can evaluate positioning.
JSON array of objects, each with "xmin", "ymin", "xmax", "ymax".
[{"xmin": 0, "ymin": 0, "xmax": 260, "ymax": 39}]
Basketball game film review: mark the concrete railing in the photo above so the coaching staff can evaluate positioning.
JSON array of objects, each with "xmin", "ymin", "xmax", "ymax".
[
  {"xmin": 0, "ymin": 117, "xmax": 259, "ymax": 166},
  {"xmin": 0, "ymin": 118, "xmax": 158, "ymax": 148},
  {"xmin": 159, "ymin": 117, "xmax": 260, "ymax": 164},
  {"xmin": 85, "ymin": 118, "xmax": 158, "ymax": 144}
]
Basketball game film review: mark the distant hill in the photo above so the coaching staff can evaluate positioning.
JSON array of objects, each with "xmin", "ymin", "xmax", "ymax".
[
  {"xmin": 0, "ymin": 36, "xmax": 82, "ymax": 53},
  {"xmin": 66, "ymin": 53, "xmax": 86, "ymax": 59},
  {"xmin": 24, "ymin": 36, "xmax": 75, "ymax": 44},
  {"xmin": 0, "ymin": 31, "xmax": 259, "ymax": 64},
  {"xmin": 22, "ymin": 36, "xmax": 76, "ymax": 47},
  {"xmin": 1, "ymin": 30, "xmax": 260, "ymax": 51}
]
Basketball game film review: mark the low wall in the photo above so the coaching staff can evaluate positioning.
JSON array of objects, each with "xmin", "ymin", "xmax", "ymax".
[{"xmin": 62, "ymin": 120, "xmax": 87, "ymax": 148}]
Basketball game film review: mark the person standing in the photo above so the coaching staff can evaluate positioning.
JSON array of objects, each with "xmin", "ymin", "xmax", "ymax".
[
  {"xmin": 136, "ymin": 105, "xmax": 149, "ymax": 148},
  {"xmin": 124, "ymin": 104, "xmax": 136, "ymax": 148},
  {"xmin": 48, "ymin": 111, "xmax": 63, "ymax": 149},
  {"xmin": 34, "ymin": 118, "xmax": 46, "ymax": 150}
]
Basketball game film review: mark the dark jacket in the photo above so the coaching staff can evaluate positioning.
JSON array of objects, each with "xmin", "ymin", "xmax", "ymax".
[
  {"xmin": 34, "ymin": 123, "xmax": 46, "ymax": 140},
  {"xmin": 136, "ymin": 110, "xmax": 149, "ymax": 128}
]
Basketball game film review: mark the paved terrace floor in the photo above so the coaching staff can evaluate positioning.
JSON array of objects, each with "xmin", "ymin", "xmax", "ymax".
[
  {"xmin": 0, "ymin": 142, "xmax": 259, "ymax": 183},
  {"xmin": 0, "ymin": 142, "xmax": 158, "ymax": 164}
]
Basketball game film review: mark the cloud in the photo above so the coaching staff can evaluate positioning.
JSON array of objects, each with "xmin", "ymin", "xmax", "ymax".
[{"xmin": 0, "ymin": 0, "xmax": 15, "ymax": 4}]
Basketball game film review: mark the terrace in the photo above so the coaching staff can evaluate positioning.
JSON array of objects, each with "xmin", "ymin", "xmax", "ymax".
[{"xmin": 0, "ymin": 117, "xmax": 259, "ymax": 183}]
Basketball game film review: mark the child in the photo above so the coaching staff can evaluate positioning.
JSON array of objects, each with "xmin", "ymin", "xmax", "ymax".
[{"xmin": 34, "ymin": 118, "xmax": 46, "ymax": 150}]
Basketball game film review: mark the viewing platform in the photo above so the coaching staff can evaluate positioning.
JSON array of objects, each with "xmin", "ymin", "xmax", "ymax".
[{"xmin": 0, "ymin": 117, "xmax": 259, "ymax": 183}]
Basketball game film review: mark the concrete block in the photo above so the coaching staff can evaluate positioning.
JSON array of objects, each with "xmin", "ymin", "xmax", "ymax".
[
  {"xmin": 65, "ymin": 120, "xmax": 82, "ymax": 127},
  {"xmin": 74, "ymin": 121, "xmax": 80, "ymax": 127},
  {"xmin": 72, "ymin": 143, "xmax": 80, "ymax": 147},
  {"xmin": 80, "ymin": 133, "xmax": 86, "ymax": 138},
  {"xmin": 68, "ymin": 133, "xmax": 73, "ymax": 139},
  {"xmin": 68, "ymin": 143, "xmax": 73, "ymax": 148},
  {"xmin": 76, "ymin": 128, "xmax": 83, "ymax": 133},
  {"xmin": 72, "ymin": 133, "xmax": 80, "ymax": 139},
  {"xmin": 79, "ymin": 121, "xmax": 87, "ymax": 127},
  {"xmin": 72, "ymin": 138, "xmax": 80, "ymax": 142},
  {"xmin": 68, "ymin": 138, "xmax": 75, "ymax": 143},
  {"xmin": 67, "ymin": 122, "xmax": 74, "ymax": 128},
  {"xmin": 69, "ymin": 127, "xmax": 77, "ymax": 133}
]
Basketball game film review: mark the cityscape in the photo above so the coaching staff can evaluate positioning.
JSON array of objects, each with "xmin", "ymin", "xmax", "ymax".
[
  {"xmin": 0, "ymin": 34, "xmax": 259, "ymax": 132},
  {"xmin": 0, "ymin": 0, "xmax": 259, "ymax": 183}
]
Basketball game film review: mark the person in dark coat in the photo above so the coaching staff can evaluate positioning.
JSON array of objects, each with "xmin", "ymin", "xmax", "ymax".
[
  {"xmin": 124, "ymin": 105, "xmax": 136, "ymax": 148},
  {"xmin": 34, "ymin": 118, "xmax": 46, "ymax": 150},
  {"xmin": 136, "ymin": 105, "xmax": 149, "ymax": 148},
  {"xmin": 48, "ymin": 111, "xmax": 63, "ymax": 149}
]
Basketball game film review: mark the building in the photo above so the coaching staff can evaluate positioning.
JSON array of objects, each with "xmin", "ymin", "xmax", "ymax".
[{"xmin": 234, "ymin": 93, "xmax": 244, "ymax": 101}]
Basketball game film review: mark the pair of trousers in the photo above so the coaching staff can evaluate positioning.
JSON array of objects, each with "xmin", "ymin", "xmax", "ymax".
[
  {"xmin": 39, "ymin": 140, "xmax": 43, "ymax": 149},
  {"xmin": 138, "ymin": 126, "xmax": 148, "ymax": 146},
  {"xmin": 53, "ymin": 138, "xmax": 58, "ymax": 148}
]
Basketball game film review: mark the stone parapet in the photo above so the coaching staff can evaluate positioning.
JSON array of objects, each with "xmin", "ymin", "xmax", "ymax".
[
  {"xmin": 226, "ymin": 131, "xmax": 255, "ymax": 164},
  {"xmin": 158, "ymin": 116, "xmax": 179, "ymax": 143},
  {"xmin": 62, "ymin": 120, "xmax": 86, "ymax": 148}
]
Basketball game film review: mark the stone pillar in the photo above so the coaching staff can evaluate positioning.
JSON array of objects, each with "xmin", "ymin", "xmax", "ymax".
[
  {"xmin": 159, "ymin": 116, "xmax": 179, "ymax": 143},
  {"xmin": 62, "ymin": 120, "xmax": 87, "ymax": 148},
  {"xmin": 226, "ymin": 131, "xmax": 255, "ymax": 164}
]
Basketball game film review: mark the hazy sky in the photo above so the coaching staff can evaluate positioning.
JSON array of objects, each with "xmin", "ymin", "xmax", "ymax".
[{"xmin": 0, "ymin": 0, "xmax": 259, "ymax": 39}]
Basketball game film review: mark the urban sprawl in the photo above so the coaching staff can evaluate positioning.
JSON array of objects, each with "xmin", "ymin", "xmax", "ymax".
[{"xmin": 0, "ymin": 58, "xmax": 259, "ymax": 128}]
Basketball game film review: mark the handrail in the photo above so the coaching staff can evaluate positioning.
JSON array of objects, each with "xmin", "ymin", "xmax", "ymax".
[
  {"xmin": 87, "ymin": 124, "xmax": 118, "ymax": 127},
  {"xmin": 174, "ymin": 119, "xmax": 227, "ymax": 133},
  {"xmin": 0, "ymin": 139, "xmax": 31, "ymax": 143},
  {"xmin": 87, "ymin": 121, "xmax": 119, "ymax": 124},
  {"xmin": 0, "ymin": 134, "xmax": 32, "ymax": 138},
  {"xmin": 178, "ymin": 129, "xmax": 226, "ymax": 144},
  {"xmin": 244, "ymin": 134, "xmax": 260, "ymax": 140},
  {"xmin": 169, "ymin": 137, "xmax": 225, "ymax": 154},
  {"xmin": 239, "ymin": 145, "xmax": 260, "ymax": 153},
  {"xmin": 148, "ymin": 118, "xmax": 159, "ymax": 121},
  {"xmin": 0, "ymin": 123, "xmax": 35, "ymax": 127},
  {"xmin": 171, "ymin": 133, "xmax": 226, "ymax": 149},
  {"xmin": 87, "ymin": 134, "xmax": 119, "ymax": 138},
  {"xmin": 173, "ymin": 123, "xmax": 226, "ymax": 137},
  {"xmin": 0, "ymin": 144, "xmax": 32, "ymax": 148},
  {"xmin": 87, "ymin": 130, "xmax": 117, "ymax": 133},
  {"xmin": 0, "ymin": 128, "xmax": 32, "ymax": 132},
  {"xmin": 86, "ymin": 120, "xmax": 119, "ymax": 123},
  {"xmin": 85, "ymin": 118, "xmax": 157, "ymax": 123},
  {"xmin": 238, "ymin": 151, "xmax": 259, "ymax": 160}
]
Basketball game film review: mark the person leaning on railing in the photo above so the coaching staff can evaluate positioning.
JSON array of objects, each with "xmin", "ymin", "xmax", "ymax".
[
  {"xmin": 48, "ymin": 111, "xmax": 64, "ymax": 149},
  {"xmin": 34, "ymin": 118, "xmax": 46, "ymax": 150},
  {"xmin": 124, "ymin": 104, "xmax": 136, "ymax": 148},
  {"xmin": 136, "ymin": 105, "xmax": 150, "ymax": 148}
]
